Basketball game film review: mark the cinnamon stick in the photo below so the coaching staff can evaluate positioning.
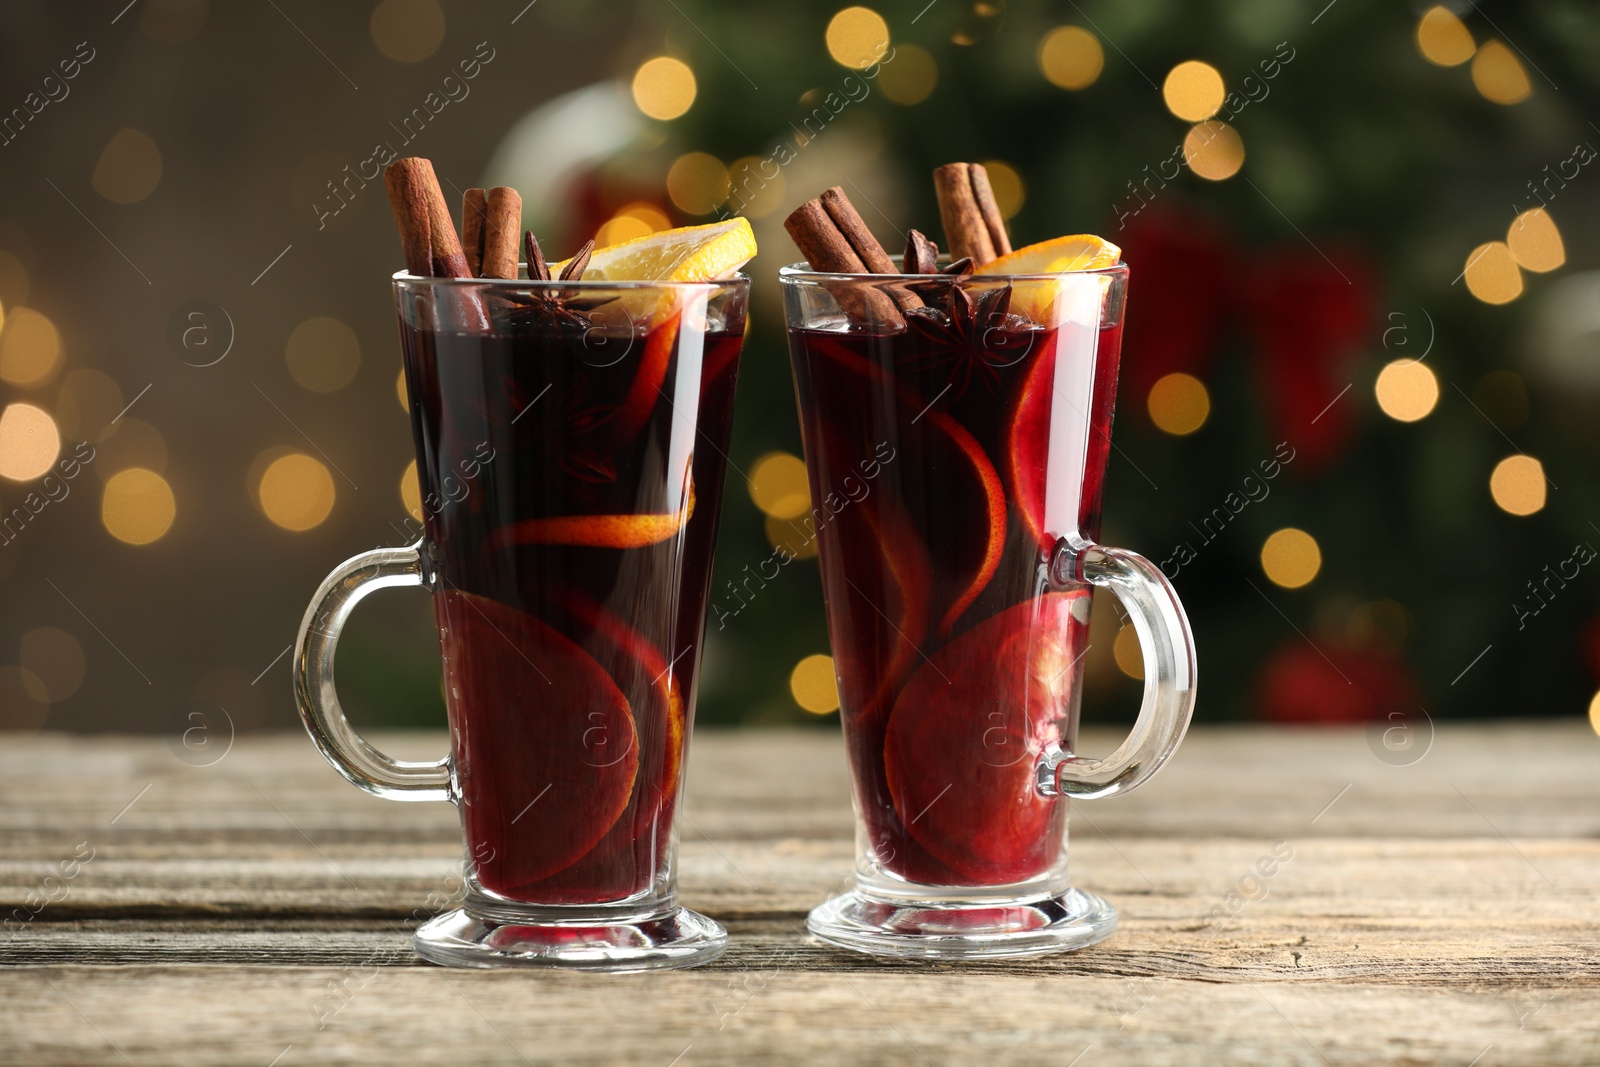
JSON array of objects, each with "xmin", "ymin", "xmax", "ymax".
[
  {"xmin": 481, "ymin": 187, "xmax": 522, "ymax": 279},
  {"xmin": 785, "ymin": 193, "xmax": 907, "ymax": 328},
  {"xmin": 461, "ymin": 188, "xmax": 487, "ymax": 276},
  {"xmin": 820, "ymin": 186, "xmax": 896, "ymax": 274},
  {"xmin": 784, "ymin": 199, "xmax": 868, "ymax": 274},
  {"xmin": 933, "ymin": 162, "xmax": 1011, "ymax": 267},
  {"xmin": 967, "ymin": 165, "xmax": 1012, "ymax": 258},
  {"xmin": 384, "ymin": 158, "xmax": 471, "ymax": 278}
]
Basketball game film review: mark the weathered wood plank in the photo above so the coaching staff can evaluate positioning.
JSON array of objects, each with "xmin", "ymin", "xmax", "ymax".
[
  {"xmin": 2, "ymin": 965, "xmax": 1595, "ymax": 1066},
  {"xmin": 0, "ymin": 725, "xmax": 1595, "ymax": 1065}
]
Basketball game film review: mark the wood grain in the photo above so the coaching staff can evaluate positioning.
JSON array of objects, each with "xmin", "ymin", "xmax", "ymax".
[{"xmin": 1, "ymin": 723, "xmax": 1597, "ymax": 1065}]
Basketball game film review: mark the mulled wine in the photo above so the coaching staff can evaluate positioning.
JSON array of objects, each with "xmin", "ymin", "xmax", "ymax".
[
  {"xmin": 787, "ymin": 283, "xmax": 1123, "ymax": 888},
  {"xmin": 400, "ymin": 294, "xmax": 744, "ymax": 905}
]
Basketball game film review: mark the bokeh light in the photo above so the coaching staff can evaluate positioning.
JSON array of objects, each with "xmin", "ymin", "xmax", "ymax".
[
  {"xmin": 400, "ymin": 459, "xmax": 422, "ymax": 522},
  {"xmin": 1261, "ymin": 528, "xmax": 1322, "ymax": 589},
  {"xmin": 0, "ymin": 665, "xmax": 49, "ymax": 733},
  {"xmin": 396, "ymin": 367, "xmax": 408, "ymax": 411},
  {"xmin": 1147, "ymin": 372, "xmax": 1210, "ymax": 435},
  {"xmin": 1346, "ymin": 599, "xmax": 1410, "ymax": 654},
  {"xmin": 1471, "ymin": 40, "xmax": 1531, "ymax": 105},
  {"xmin": 369, "ymin": 0, "xmax": 444, "ymax": 62},
  {"xmin": 95, "ymin": 418, "xmax": 167, "ymax": 480},
  {"xmin": 878, "ymin": 43, "xmax": 937, "ymax": 104},
  {"xmin": 666, "ymin": 153, "xmax": 731, "ymax": 216},
  {"xmin": 1163, "ymin": 60, "xmax": 1225, "ymax": 122},
  {"xmin": 1507, "ymin": 207, "xmax": 1564, "ymax": 273},
  {"xmin": 20, "ymin": 626, "xmax": 85, "ymax": 702},
  {"xmin": 1416, "ymin": 6, "xmax": 1475, "ymax": 67},
  {"xmin": 1488, "ymin": 455, "xmax": 1545, "ymax": 516},
  {"xmin": 1589, "ymin": 690, "xmax": 1600, "ymax": 736},
  {"xmin": 56, "ymin": 369, "xmax": 124, "ymax": 442},
  {"xmin": 1183, "ymin": 121, "xmax": 1244, "ymax": 181},
  {"xmin": 286, "ymin": 315, "xmax": 362, "ymax": 393},
  {"xmin": 1374, "ymin": 359, "xmax": 1439, "ymax": 422},
  {"xmin": 0, "ymin": 307, "xmax": 63, "ymax": 387},
  {"xmin": 1114, "ymin": 623, "xmax": 1144, "ymax": 680},
  {"xmin": 980, "ymin": 160, "xmax": 1025, "ymax": 219},
  {"xmin": 825, "ymin": 7, "xmax": 890, "ymax": 70},
  {"xmin": 789, "ymin": 653, "xmax": 840, "ymax": 714},
  {"xmin": 257, "ymin": 452, "xmax": 336, "ymax": 531},
  {"xmin": 594, "ymin": 202, "xmax": 673, "ymax": 247},
  {"xmin": 0, "ymin": 403, "xmax": 60, "ymax": 481},
  {"xmin": 1463, "ymin": 241, "xmax": 1522, "ymax": 305},
  {"xmin": 92, "ymin": 128, "xmax": 163, "ymax": 204},
  {"xmin": 748, "ymin": 452, "xmax": 810, "ymax": 519},
  {"xmin": 102, "ymin": 467, "xmax": 176, "ymax": 545},
  {"xmin": 727, "ymin": 157, "xmax": 787, "ymax": 218},
  {"xmin": 764, "ymin": 514, "xmax": 818, "ymax": 560},
  {"xmin": 1038, "ymin": 26, "xmax": 1103, "ymax": 91},
  {"xmin": 632, "ymin": 57, "xmax": 697, "ymax": 121},
  {"xmin": 0, "ymin": 250, "xmax": 29, "ymax": 309}
]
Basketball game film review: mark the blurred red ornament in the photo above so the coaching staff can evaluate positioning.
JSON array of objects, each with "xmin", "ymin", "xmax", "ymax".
[
  {"xmin": 1115, "ymin": 206, "xmax": 1375, "ymax": 475},
  {"xmin": 1579, "ymin": 615, "xmax": 1600, "ymax": 683},
  {"xmin": 1256, "ymin": 640, "xmax": 1422, "ymax": 725}
]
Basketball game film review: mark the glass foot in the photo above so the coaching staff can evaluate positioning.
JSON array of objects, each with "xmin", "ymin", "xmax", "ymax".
[
  {"xmin": 413, "ymin": 906, "xmax": 727, "ymax": 971},
  {"xmin": 807, "ymin": 886, "xmax": 1117, "ymax": 960}
]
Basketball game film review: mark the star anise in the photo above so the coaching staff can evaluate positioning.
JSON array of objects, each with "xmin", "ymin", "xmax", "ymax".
[
  {"xmin": 504, "ymin": 232, "xmax": 597, "ymax": 331},
  {"xmin": 550, "ymin": 375, "xmax": 619, "ymax": 490},
  {"xmin": 901, "ymin": 280, "xmax": 1034, "ymax": 402}
]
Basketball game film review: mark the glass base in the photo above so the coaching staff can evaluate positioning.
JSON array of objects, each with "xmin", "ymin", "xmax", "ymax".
[
  {"xmin": 413, "ymin": 906, "xmax": 728, "ymax": 971},
  {"xmin": 807, "ymin": 886, "xmax": 1117, "ymax": 960}
]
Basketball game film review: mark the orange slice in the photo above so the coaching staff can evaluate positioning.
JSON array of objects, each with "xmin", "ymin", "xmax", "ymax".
[
  {"xmin": 557, "ymin": 218, "xmax": 756, "ymax": 285},
  {"xmin": 436, "ymin": 590, "xmax": 640, "ymax": 890},
  {"xmin": 488, "ymin": 479, "xmax": 695, "ymax": 551},
  {"xmin": 883, "ymin": 591, "xmax": 1083, "ymax": 883},
  {"xmin": 974, "ymin": 234, "xmax": 1120, "ymax": 324}
]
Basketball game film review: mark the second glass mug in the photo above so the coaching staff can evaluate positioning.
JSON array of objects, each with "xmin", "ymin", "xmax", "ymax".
[
  {"xmin": 781, "ymin": 261, "xmax": 1197, "ymax": 958},
  {"xmin": 293, "ymin": 273, "xmax": 748, "ymax": 970}
]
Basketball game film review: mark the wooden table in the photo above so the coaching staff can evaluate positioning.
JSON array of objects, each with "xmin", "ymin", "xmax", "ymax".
[{"xmin": 2, "ymin": 722, "xmax": 1596, "ymax": 1065}]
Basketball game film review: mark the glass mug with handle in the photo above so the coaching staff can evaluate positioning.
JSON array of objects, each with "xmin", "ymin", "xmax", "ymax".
[
  {"xmin": 294, "ymin": 272, "xmax": 748, "ymax": 970},
  {"xmin": 781, "ymin": 260, "xmax": 1196, "ymax": 958}
]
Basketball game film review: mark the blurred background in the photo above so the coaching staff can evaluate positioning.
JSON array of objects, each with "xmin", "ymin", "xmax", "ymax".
[{"xmin": 0, "ymin": 0, "xmax": 1596, "ymax": 736}]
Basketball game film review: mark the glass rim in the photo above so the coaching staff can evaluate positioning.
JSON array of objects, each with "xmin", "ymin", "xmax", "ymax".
[
  {"xmin": 778, "ymin": 260, "xmax": 1127, "ymax": 283},
  {"xmin": 392, "ymin": 269, "xmax": 751, "ymax": 291}
]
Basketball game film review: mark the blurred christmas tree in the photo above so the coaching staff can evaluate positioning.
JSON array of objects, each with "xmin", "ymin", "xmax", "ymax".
[{"xmin": 558, "ymin": 0, "xmax": 1600, "ymax": 727}]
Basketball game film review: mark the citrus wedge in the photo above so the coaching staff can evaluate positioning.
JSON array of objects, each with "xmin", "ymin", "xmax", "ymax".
[
  {"xmin": 975, "ymin": 234, "xmax": 1120, "ymax": 325},
  {"xmin": 975, "ymin": 234, "xmax": 1121, "ymax": 276},
  {"xmin": 557, "ymin": 219, "xmax": 755, "ymax": 443},
  {"xmin": 553, "ymin": 218, "xmax": 756, "ymax": 284},
  {"xmin": 488, "ymin": 478, "xmax": 695, "ymax": 551}
]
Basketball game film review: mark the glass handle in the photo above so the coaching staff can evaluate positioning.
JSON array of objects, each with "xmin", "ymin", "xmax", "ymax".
[
  {"xmin": 1038, "ymin": 539, "xmax": 1197, "ymax": 800},
  {"xmin": 293, "ymin": 542, "xmax": 453, "ymax": 802}
]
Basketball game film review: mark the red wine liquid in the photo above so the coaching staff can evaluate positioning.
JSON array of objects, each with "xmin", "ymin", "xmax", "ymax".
[
  {"xmin": 401, "ymin": 303, "xmax": 742, "ymax": 905},
  {"xmin": 788, "ymin": 299, "xmax": 1122, "ymax": 888}
]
